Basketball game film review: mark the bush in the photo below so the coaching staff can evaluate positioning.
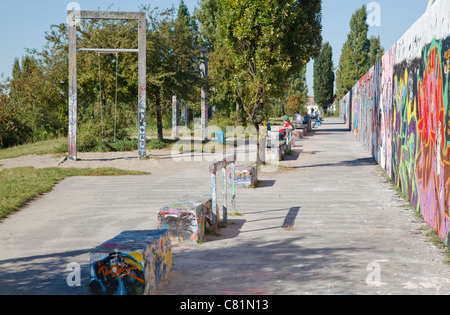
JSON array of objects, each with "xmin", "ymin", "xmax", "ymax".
[
  {"xmin": 0, "ymin": 112, "xmax": 33, "ymax": 149},
  {"xmin": 208, "ymin": 113, "xmax": 237, "ymax": 130},
  {"xmin": 78, "ymin": 121, "xmax": 101, "ymax": 152}
]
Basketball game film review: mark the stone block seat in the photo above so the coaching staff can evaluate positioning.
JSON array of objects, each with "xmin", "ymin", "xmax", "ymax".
[
  {"xmin": 229, "ymin": 164, "xmax": 258, "ymax": 188},
  {"xmin": 157, "ymin": 195, "xmax": 218, "ymax": 245},
  {"xmin": 90, "ymin": 229, "xmax": 172, "ymax": 295},
  {"xmin": 292, "ymin": 123, "xmax": 308, "ymax": 138},
  {"xmin": 265, "ymin": 130, "xmax": 287, "ymax": 162}
]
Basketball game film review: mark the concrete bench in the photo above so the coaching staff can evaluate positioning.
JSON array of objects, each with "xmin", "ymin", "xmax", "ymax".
[
  {"xmin": 293, "ymin": 129, "xmax": 303, "ymax": 139},
  {"xmin": 229, "ymin": 164, "xmax": 258, "ymax": 188},
  {"xmin": 90, "ymin": 229, "xmax": 172, "ymax": 295},
  {"xmin": 265, "ymin": 129, "xmax": 292, "ymax": 162},
  {"xmin": 293, "ymin": 123, "xmax": 308, "ymax": 138},
  {"xmin": 157, "ymin": 195, "xmax": 217, "ymax": 245}
]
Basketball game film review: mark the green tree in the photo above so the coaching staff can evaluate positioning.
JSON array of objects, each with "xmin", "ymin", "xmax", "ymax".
[
  {"xmin": 75, "ymin": 18, "xmax": 140, "ymax": 141},
  {"xmin": 335, "ymin": 40, "xmax": 354, "ymax": 102},
  {"xmin": 216, "ymin": 0, "xmax": 322, "ymax": 130},
  {"xmin": 177, "ymin": 0, "xmax": 199, "ymax": 44},
  {"xmin": 336, "ymin": 5, "xmax": 384, "ymax": 102},
  {"xmin": 0, "ymin": 80, "xmax": 8, "ymax": 111},
  {"xmin": 285, "ymin": 67, "xmax": 308, "ymax": 115},
  {"xmin": 194, "ymin": 0, "xmax": 219, "ymax": 51},
  {"xmin": 368, "ymin": 35, "xmax": 384, "ymax": 65},
  {"xmin": 8, "ymin": 55, "xmax": 52, "ymax": 139},
  {"xmin": 208, "ymin": 45, "xmax": 242, "ymax": 120},
  {"xmin": 4, "ymin": 8, "xmax": 202, "ymax": 145},
  {"xmin": 313, "ymin": 42, "xmax": 334, "ymax": 114},
  {"xmin": 349, "ymin": 6, "xmax": 370, "ymax": 80},
  {"xmin": 144, "ymin": 6, "xmax": 202, "ymax": 140},
  {"xmin": 196, "ymin": 0, "xmax": 244, "ymax": 123},
  {"xmin": 24, "ymin": 20, "xmax": 141, "ymax": 143}
]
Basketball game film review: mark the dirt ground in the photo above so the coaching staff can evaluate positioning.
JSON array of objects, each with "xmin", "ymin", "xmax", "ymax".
[{"xmin": 0, "ymin": 148, "xmax": 227, "ymax": 177}]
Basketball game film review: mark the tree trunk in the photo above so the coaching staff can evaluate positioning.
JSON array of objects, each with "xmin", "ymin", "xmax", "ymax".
[
  {"xmin": 235, "ymin": 100, "xmax": 242, "ymax": 126},
  {"xmin": 254, "ymin": 122, "xmax": 262, "ymax": 168},
  {"xmin": 155, "ymin": 92, "xmax": 164, "ymax": 141}
]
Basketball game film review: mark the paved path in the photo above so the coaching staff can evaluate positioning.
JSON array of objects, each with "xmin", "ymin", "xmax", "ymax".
[{"xmin": 1, "ymin": 117, "xmax": 450, "ymax": 295}]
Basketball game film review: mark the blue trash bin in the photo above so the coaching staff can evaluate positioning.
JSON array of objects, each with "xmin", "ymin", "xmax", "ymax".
[{"xmin": 214, "ymin": 130, "xmax": 225, "ymax": 143}]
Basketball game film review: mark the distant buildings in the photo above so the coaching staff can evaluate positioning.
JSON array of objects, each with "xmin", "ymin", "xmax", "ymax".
[
  {"xmin": 306, "ymin": 96, "xmax": 319, "ymax": 114},
  {"xmin": 306, "ymin": 96, "xmax": 336, "ymax": 114}
]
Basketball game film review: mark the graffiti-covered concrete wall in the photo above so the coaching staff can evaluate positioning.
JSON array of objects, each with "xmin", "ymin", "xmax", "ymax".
[{"xmin": 339, "ymin": 0, "xmax": 450, "ymax": 244}]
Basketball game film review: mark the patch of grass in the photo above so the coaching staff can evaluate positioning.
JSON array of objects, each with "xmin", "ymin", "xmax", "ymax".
[
  {"xmin": 78, "ymin": 138, "xmax": 177, "ymax": 153},
  {"xmin": 205, "ymin": 226, "xmax": 222, "ymax": 236},
  {"xmin": 244, "ymin": 181, "xmax": 258, "ymax": 189},
  {"xmin": 0, "ymin": 166, "xmax": 148, "ymax": 220},
  {"xmin": 268, "ymin": 118, "xmax": 285, "ymax": 125},
  {"xmin": 0, "ymin": 138, "xmax": 67, "ymax": 160},
  {"xmin": 147, "ymin": 139, "xmax": 173, "ymax": 150},
  {"xmin": 423, "ymin": 228, "xmax": 450, "ymax": 264},
  {"xmin": 285, "ymin": 149, "xmax": 294, "ymax": 156},
  {"xmin": 0, "ymin": 137, "xmax": 178, "ymax": 161}
]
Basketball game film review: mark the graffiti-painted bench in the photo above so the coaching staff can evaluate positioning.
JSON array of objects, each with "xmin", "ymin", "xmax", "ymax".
[
  {"xmin": 265, "ymin": 129, "xmax": 293, "ymax": 162},
  {"xmin": 293, "ymin": 123, "xmax": 308, "ymax": 138},
  {"xmin": 157, "ymin": 195, "xmax": 217, "ymax": 245},
  {"xmin": 90, "ymin": 230, "xmax": 172, "ymax": 295},
  {"xmin": 228, "ymin": 164, "xmax": 258, "ymax": 188}
]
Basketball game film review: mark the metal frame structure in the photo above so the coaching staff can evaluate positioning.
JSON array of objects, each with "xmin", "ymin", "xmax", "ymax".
[{"xmin": 67, "ymin": 10, "xmax": 147, "ymax": 160}]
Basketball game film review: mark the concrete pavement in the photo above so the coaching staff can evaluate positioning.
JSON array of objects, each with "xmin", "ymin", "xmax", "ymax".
[{"xmin": 1, "ymin": 117, "xmax": 450, "ymax": 295}]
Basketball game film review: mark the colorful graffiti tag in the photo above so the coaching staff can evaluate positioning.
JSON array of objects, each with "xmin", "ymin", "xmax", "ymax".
[
  {"xmin": 228, "ymin": 164, "xmax": 258, "ymax": 188},
  {"xmin": 90, "ymin": 230, "xmax": 172, "ymax": 295},
  {"xmin": 339, "ymin": 1, "xmax": 450, "ymax": 244},
  {"xmin": 157, "ymin": 195, "xmax": 213, "ymax": 244}
]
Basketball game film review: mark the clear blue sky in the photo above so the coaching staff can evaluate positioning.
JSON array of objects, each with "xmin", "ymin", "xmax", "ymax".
[{"xmin": 0, "ymin": 0, "xmax": 429, "ymax": 96}]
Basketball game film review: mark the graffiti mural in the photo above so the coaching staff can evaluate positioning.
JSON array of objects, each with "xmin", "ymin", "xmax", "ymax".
[
  {"xmin": 157, "ymin": 195, "xmax": 213, "ymax": 244},
  {"xmin": 392, "ymin": 58, "xmax": 420, "ymax": 211},
  {"xmin": 339, "ymin": 90, "xmax": 352, "ymax": 129},
  {"xmin": 228, "ymin": 164, "xmax": 258, "ymax": 188},
  {"xmin": 379, "ymin": 46, "xmax": 396, "ymax": 177},
  {"xmin": 90, "ymin": 230, "xmax": 172, "ymax": 295},
  {"xmin": 339, "ymin": 0, "xmax": 450, "ymax": 244},
  {"xmin": 414, "ymin": 38, "xmax": 450, "ymax": 241},
  {"xmin": 90, "ymin": 251, "xmax": 145, "ymax": 295}
]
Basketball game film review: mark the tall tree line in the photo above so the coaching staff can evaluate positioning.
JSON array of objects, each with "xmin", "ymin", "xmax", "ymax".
[
  {"xmin": 335, "ymin": 5, "xmax": 384, "ymax": 103},
  {"xmin": 313, "ymin": 42, "xmax": 334, "ymax": 114}
]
